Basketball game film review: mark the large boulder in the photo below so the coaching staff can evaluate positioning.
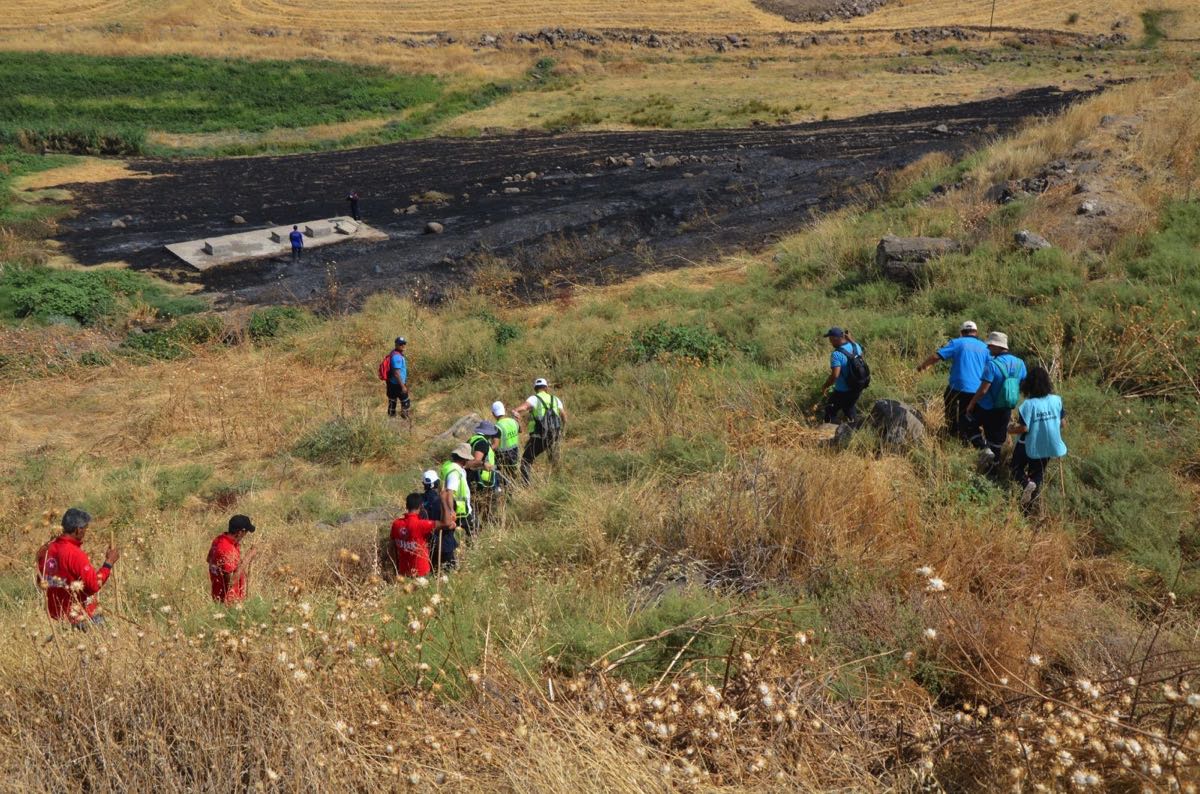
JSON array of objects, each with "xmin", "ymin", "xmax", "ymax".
[
  {"xmin": 875, "ymin": 236, "xmax": 962, "ymax": 285},
  {"xmin": 434, "ymin": 413, "xmax": 484, "ymax": 443},
  {"xmin": 832, "ymin": 399, "xmax": 926, "ymax": 449},
  {"xmin": 869, "ymin": 399, "xmax": 926, "ymax": 448},
  {"xmin": 1015, "ymin": 229, "xmax": 1052, "ymax": 251}
]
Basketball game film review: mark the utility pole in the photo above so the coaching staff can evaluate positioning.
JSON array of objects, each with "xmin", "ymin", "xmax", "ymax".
[{"xmin": 988, "ymin": 0, "xmax": 997, "ymax": 39}]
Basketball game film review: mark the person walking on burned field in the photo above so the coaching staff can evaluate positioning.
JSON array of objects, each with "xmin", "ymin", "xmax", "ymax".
[
  {"xmin": 513, "ymin": 378, "xmax": 567, "ymax": 483},
  {"xmin": 289, "ymin": 225, "xmax": 304, "ymax": 262},
  {"xmin": 379, "ymin": 337, "xmax": 411, "ymax": 419},
  {"xmin": 36, "ymin": 508, "xmax": 120, "ymax": 629},
  {"xmin": 346, "ymin": 190, "xmax": 361, "ymax": 221},
  {"xmin": 964, "ymin": 331, "xmax": 1026, "ymax": 478},
  {"xmin": 916, "ymin": 320, "xmax": 989, "ymax": 443},
  {"xmin": 491, "ymin": 401, "xmax": 521, "ymax": 487},
  {"xmin": 819, "ymin": 326, "xmax": 869, "ymax": 425},
  {"xmin": 1008, "ymin": 365, "xmax": 1068, "ymax": 514},
  {"xmin": 207, "ymin": 515, "xmax": 258, "ymax": 604},
  {"xmin": 420, "ymin": 469, "xmax": 457, "ymax": 570}
]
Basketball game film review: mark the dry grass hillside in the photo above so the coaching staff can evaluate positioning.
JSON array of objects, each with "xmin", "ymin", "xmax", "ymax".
[{"xmin": 1, "ymin": 76, "xmax": 1199, "ymax": 790}]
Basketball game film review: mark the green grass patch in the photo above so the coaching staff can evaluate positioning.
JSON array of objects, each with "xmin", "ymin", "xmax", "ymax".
[
  {"xmin": 0, "ymin": 52, "xmax": 443, "ymax": 154},
  {"xmin": 0, "ymin": 264, "xmax": 206, "ymax": 326},
  {"xmin": 1140, "ymin": 9, "xmax": 1172, "ymax": 48}
]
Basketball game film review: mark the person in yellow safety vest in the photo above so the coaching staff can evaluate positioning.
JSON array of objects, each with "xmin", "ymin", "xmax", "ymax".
[
  {"xmin": 466, "ymin": 421, "xmax": 500, "ymax": 525},
  {"xmin": 440, "ymin": 444, "xmax": 475, "ymax": 537},
  {"xmin": 491, "ymin": 401, "xmax": 521, "ymax": 486},
  {"xmin": 512, "ymin": 377, "xmax": 567, "ymax": 483}
]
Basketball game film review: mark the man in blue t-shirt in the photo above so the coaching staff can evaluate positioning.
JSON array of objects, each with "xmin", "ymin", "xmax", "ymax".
[
  {"xmin": 916, "ymin": 320, "xmax": 989, "ymax": 443},
  {"xmin": 288, "ymin": 225, "xmax": 304, "ymax": 262},
  {"xmin": 819, "ymin": 326, "xmax": 864, "ymax": 424},
  {"xmin": 964, "ymin": 331, "xmax": 1026, "ymax": 476},
  {"xmin": 386, "ymin": 337, "xmax": 410, "ymax": 419}
]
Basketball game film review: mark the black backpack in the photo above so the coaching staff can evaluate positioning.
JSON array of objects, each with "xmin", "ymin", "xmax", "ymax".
[
  {"xmin": 842, "ymin": 343, "xmax": 871, "ymax": 390},
  {"xmin": 535, "ymin": 393, "xmax": 564, "ymax": 441}
]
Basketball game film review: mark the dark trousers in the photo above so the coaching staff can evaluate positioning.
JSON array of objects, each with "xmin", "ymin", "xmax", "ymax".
[
  {"xmin": 971, "ymin": 407, "xmax": 1011, "ymax": 473},
  {"xmin": 824, "ymin": 388, "xmax": 862, "ymax": 424},
  {"xmin": 349, "ymin": 200, "xmax": 360, "ymax": 221},
  {"xmin": 497, "ymin": 448, "xmax": 519, "ymax": 487},
  {"xmin": 944, "ymin": 388, "xmax": 976, "ymax": 443},
  {"xmin": 520, "ymin": 435, "xmax": 557, "ymax": 483},
  {"xmin": 1011, "ymin": 442, "xmax": 1048, "ymax": 487},
  {"xmin": 291, "ymin": 246, "xmax": 302, "ymax": 262},
  {"xmin": 428, "ymin": 529, "xmax": 457, "ymax": 570},
  {"xmin": 386, "ymin": 381, "xmax": 410, "ymax": 417}
]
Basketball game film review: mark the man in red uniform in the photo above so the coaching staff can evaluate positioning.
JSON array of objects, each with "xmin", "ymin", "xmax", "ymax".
[
  {"xmin": 35, "ymin": 507, "xmax": 120, "ymax": 628},
  {"xmin": 208, "ymin": 515, "xmax": 257, "ymax": 604},
  {"xmin": 391, "ymin": 493, "xmax": 442, "ymax": 578}
]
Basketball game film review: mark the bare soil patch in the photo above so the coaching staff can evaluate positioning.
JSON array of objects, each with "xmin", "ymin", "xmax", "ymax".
[{"xmin": 752, "ymin": 0, "xmax": 887, "ymax": 24}]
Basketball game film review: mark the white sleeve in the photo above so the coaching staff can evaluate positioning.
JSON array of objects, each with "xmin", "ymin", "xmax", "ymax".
[
  {"xmin": 445, "ymin": 471, "xmax": 462, "ymax": 491},
  {"xmin": 525, "ymin": 395, "xmax": 539, "ymax": 409}
]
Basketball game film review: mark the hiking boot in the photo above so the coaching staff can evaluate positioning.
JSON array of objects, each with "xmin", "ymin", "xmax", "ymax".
[
  {"xmin": 1020, "ymin": 480, "xmax": 1038, "ymax": 507},
  {"xmin": 976, "ymin": 447, "xmax": 996, "ymax": 473}
]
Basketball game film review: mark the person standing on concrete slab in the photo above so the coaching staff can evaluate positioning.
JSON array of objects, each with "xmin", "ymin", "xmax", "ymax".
[
  {"xmin": 916, "ymin": 320, "xmax": 989, "ymax": 443},
  {"xmin": 289, "ymin": 225, "xmax": 304, "ymax": 262},
  {"xmin": 347, "ymin": 191, "xmax": 361, "ymax": 221}
]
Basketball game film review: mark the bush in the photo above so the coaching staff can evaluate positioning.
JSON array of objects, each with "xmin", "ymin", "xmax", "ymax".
[
  {"xmin": 122, "ymin": 315, "xmax": 224, "ymax": 360},
  {"xmin": 153, "ymin": 464, "xmax": 213, "ymax": 510},
  {"xmin": 0, "ymin": 264, "xmax": 205, "ymax": 325},
  {"xmin": 248, "ymin": 305, "xmax": 312, "ymax": 341},
  {"xmin": 293, "ymin": 416, "xmax": 392, "ymax": 465},
  {"xmin": 629, "ymin": 322, "xmax": 729, "ymax": 364}
]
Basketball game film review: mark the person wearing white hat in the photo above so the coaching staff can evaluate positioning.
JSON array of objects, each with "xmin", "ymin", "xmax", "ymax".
[
  {"xmin": 439, "ymin": 444, "xmax": 475, "ymax": 538},
  {"xmin": 491, "ymin": 401, "xmax": 522, "ymax": 485},
  {"xmin": 512, "ymin": 378, "xmax": 567, "ymax": 483},
  {"xmin": 916, "ymin": 320, "xmax": 989, "ymax": 443},
  {"xmin": 964, "ymin": 331, "xmax": 1027, "ymax": 476}
]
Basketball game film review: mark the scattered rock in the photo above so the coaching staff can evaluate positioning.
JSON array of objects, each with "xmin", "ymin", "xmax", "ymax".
[
  {"xmin": 110, "ymin": 218, "xmax": 126, "ymax": 228},
  {"xmin": 504, "ymin": 187, "xmax": 522, "ymax": 194},
  {"xmin": 425, "ymin": 221, "xmax": 444, "ymax": 234},
  {"xmin": 875, "ymin": 235, "xmax": 962, "ymax": 284},
  {"xmin": 932, "ymin": 123, "xmax": 950, "ymax": 134},
  {"xmin": 524, "ymin": 171, "xmax": 538, "ymax": 180},
  {"xmin": 405, "ymin": 204, "xmax": 419, "ymax": 215},
  {"xmin": 393, "ymin": 207, "xmax": 403, "ymax": 215},
  {"xmin": 231, "ymin": 214, "xmax": 246, "ymax": 224},
  {"xmin": 658, "ymin": 155, "xmax": 681, "ymax": 168},
  {"xmin": 435, "ymin": 413, "xmax": 483, "ymax": 443},
  {"xmin": 869, "ymin": 399, "xmax": 926, "ymax": 448},
  {"xmin": 1078, "ymin": 200, "xmax": 1100, "ymax": 216},
  {"xmin": 1015, "ymin": 229, "xmax": 1052, "ymax": 251}
]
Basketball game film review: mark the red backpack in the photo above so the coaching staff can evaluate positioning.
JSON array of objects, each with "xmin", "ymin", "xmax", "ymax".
[{"xmin": 378, "ymin": 353, "xmax": 392, "ymax": 382}]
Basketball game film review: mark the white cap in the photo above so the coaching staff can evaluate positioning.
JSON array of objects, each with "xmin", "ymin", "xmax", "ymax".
[
  {"xmin": 533, "ymin": 377, "xmax": 549, "ymax": 388},
  {"xmin": 491, "ymin": 400, "xmax": 505, "ymax": 417},
  {"xmin": 960, "ymin": 321, "xmax": 978, "ymax": 332},
  {"xmin": 421, "ymin": 469, "xmax": 439, "ymax": 487}
]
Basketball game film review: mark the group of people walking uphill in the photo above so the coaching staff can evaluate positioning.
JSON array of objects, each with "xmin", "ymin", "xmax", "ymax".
[{"xmin": 36, "ymin": 320, "xmax": 1064, "ymax": 631}]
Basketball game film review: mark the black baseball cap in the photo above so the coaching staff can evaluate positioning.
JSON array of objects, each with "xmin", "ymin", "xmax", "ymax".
[
  {"xmin": 823, "ymin": 327, "xmax": 845, "ymax": 338},
  {"xmin": 228, "ymin": 515, "xmax": 256, "ymax": 533},
  {"xmin": 395, "ymin": 336, "xmax": 407, "ymax": 346}
]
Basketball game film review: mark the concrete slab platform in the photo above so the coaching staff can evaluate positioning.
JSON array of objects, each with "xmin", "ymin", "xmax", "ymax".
[{"xmin": 166, "ymin": 216, "xmax": 387, "ymax": 271}]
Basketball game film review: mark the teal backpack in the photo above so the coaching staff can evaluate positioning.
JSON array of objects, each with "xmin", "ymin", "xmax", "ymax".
[{"xmin": 993, "ymin": 357, "xmax": 1021, "ymax": 410}]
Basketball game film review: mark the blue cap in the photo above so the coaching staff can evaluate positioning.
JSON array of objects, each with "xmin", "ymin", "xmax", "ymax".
[
  {"xmin": 395, "ymin": 337, "xmax": 406, "ymax": 346},
  {"xmin": 823, "ymin": 327, "xmax": 845, "ymax": 338}
]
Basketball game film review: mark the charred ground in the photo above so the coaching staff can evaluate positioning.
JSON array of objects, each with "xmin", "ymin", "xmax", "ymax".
[{"xmin": 57, "ymin": 86, "xmax": 1088, "ymax": 307}]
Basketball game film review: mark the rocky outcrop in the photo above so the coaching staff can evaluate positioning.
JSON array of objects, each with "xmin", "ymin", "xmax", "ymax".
[{"xmin": 875, "ymin": 236, "xmax": 962, "ymax": 284}]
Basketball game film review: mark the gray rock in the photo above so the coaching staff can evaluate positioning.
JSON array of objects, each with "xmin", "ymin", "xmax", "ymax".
[
  {"xmin": 1078, "ymin": 200, "xmax": 1099, "ymax": 216},
  {"xmin": 658, "ymin": 155, "xmax": 681, "ymax": 168},
  {"xmin": 231, "ymin": 214, "xmax": 246, "ymax": 224},
  {"xmin": 933, "ymin": 123, "xmax": 950, "ymax": 134},
  {"xmin": 875, "ymin": 235, "xmax": 962, "ymax": 284},
  {"xmin": 425, "ymin": 221, "xmax": 444, "ymax": 234},
  {"xmin": 405, "ymin": 204, "xmax": 419, "ymax": 215},
  {"xmin": 435, "ymin": 413, "xmax": 484, "ymax": 443},
  {"xmin": 1015, "ymin": 229, "xmax": 1052, "ymax": 251},
  {"xmin": 504, "ymin": 187, "xmax": 521, "ymax": 194},
  {"xmin": 870, "ymin": 399, "xmax": 926, "ymax": 448},
  {"xmin": 110, "ymin": 218, "xmax": 126, "ymax": 228}
]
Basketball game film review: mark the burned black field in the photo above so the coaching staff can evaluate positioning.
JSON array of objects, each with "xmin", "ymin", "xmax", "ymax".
[{"xmin": 57, "ymin": 86, "xmax": 1086, "ymax": 306}]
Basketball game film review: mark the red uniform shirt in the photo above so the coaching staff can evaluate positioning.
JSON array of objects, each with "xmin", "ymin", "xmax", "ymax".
[
  {"xmin": 208, "ymin": 533, "xmax": 246, "ymax": 603},
  {"xmin": 36, "ymin": 534, "xmax": 111, "ymax": 624},
  {"xmin": 391, "ymin": 512, "xmax": 437, "ymax": 577}
]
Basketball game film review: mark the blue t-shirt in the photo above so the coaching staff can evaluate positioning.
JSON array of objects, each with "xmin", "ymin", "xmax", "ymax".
[
  {"xmin": 1018, "ymin": 395, "xmax": 1067, "ymax": 459},
  {"xmin": 389, "ymin": 351, "xmax": 408, "ymax": 385},
  {"xmin": 830, "ymin": 342, "xmax": 863, "ymax": 393},
  {"xmin": 289, "ymin": 230, "xmax": 304, "ymax": 248},
  {"xmin": 937, "ymin": 336, "xmax": 989, "ymax": 393},
  {"xmin": 978, "ymin": 353, "xmax": 1027, "ymax": 411}
]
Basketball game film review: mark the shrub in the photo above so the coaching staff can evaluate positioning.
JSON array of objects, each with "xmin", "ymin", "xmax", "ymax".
[
  {"xmin": 153, "ymin": 464, "xmax": 213, "ymax": 510},
  {"xmin": 293, "ymin": 416, "xmax": 392, "ymax": 465},
  {"xmin": 0, "ymin": 265, "xmax": 206, "ymax": 325},
  {"xmin": 248, "ymin": 305, "xmax": 312, "ymax": 341},
  {"xmin": 629, "ymin": 322, "xmax": 729, "ymax": 364},
  {"xmin": 122, "ymin": 315, "xmax": 224, "ymax": 360}
]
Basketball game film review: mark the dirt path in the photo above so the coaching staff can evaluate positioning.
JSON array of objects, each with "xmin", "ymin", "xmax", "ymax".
[{"xmin": 57, "ymin": 86, "xmax": 1088, "ymax": 307}]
